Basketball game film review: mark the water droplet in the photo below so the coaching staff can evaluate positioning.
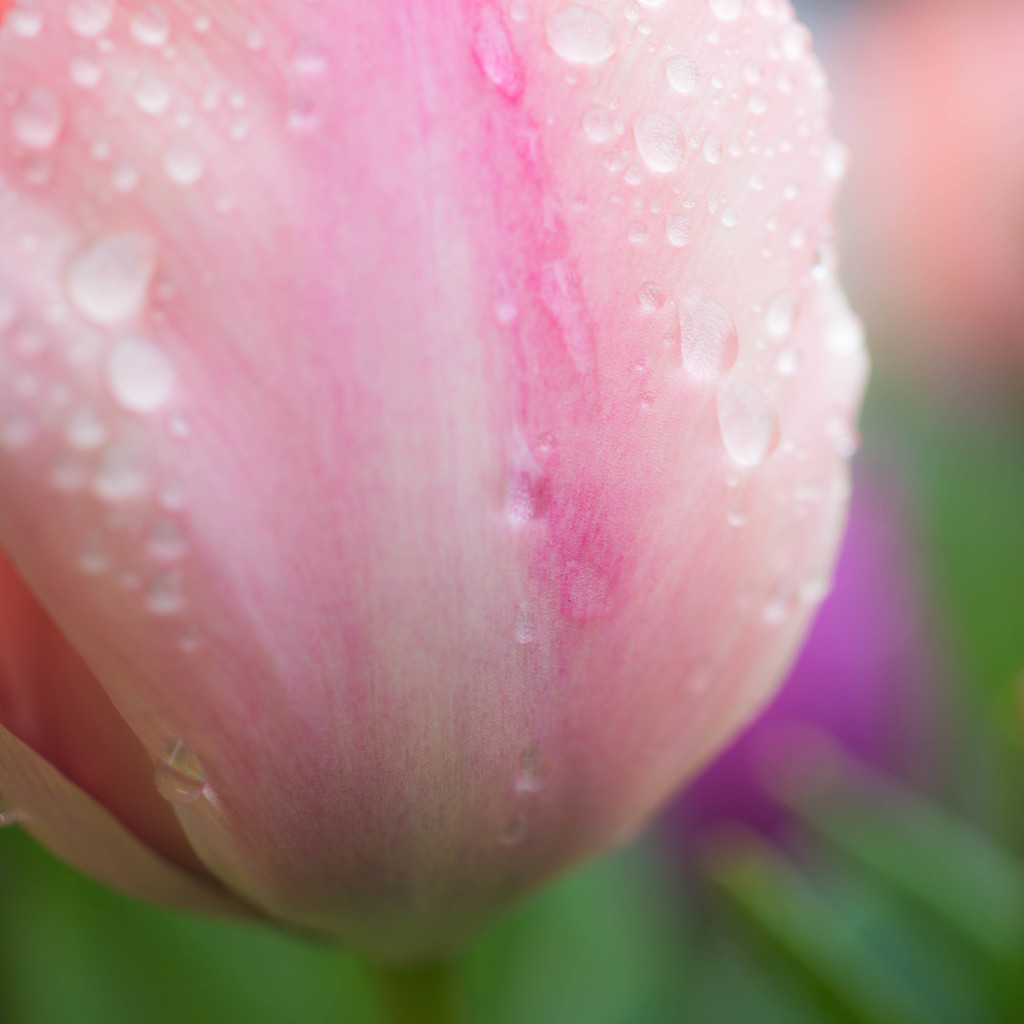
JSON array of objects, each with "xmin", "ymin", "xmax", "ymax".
[
  {"xmin": 582, "ymin": 105, "xmax": 615, "ymax": 144},
  {"xmin": 66, "ymin": 405, "xmax": 108, "ymax": 450},
  {"xmin": 107, "ymin": 337, "xmax": 175, "ymax": 413},
  {"xmin": 518, "ymin": 743, "xmax": 549, "ymax": 792},
  {"xmin": 666, "ymin": 214, "xmax": 690, "ymax": 247},
  {"xmin": 154, "ymin": 741, "xmax": 205, "ymax": 805},
  {"xmin": 130, "ymin": 4, "xmax": 171, "ymax": 47},
  {"xmin": 0, "ymin": 287, "xmax": 19, "ymax": 333},
  {"xmin": 709, "ymin": 0, "xmax": 743, "ymax": 21},
  {"xmin": 822, "ymin": 140, "xmax": 849, "ymax": 181},
  {"xmin": 514, "ymin": 602, "xmax": 537, "ymax": 644},
  {"xmin": 546, "ymin": 5, "xmax": 616, "ymax": 65},
  {"xmin": 702, "ymin": 134, "xmax": 723, "ymax": 164},
  {"xmin": 634, "ymin": 112, "xmax": 684, "ymax": 174},
  {"xmin": 67, "ymin": 233, "xmax": 157, "ymax": 327},
  {"xmin": 638, "ymin": 281, "xmax": 665, "ymax": 311},
  {"xmin": 70, "ymin": 56, "xmax": 103, "ymax": 89},
  {"xmin": 665, "ymin": 55, "xmax": 699, "ymax": 95},
  {"xmin": 0, "ymin": 805, "xmax": 23, "ymax": 828},
  {"xmin": 163, "ymin": 142, "xmax": 205, "ymax": 186},
  {"xmin": 134, "ymin": 75, "xmax": 172, "ymax": 116},
  {"xmin": 473, "ymin": 5, "xmax": 524, "ymax": 100},
  {"xmin": 564, "ymin": 560, "xmax": 611, "ymax": 620},
  {"xmin": 67, "ymin": 0, "xmax": 115, "ymax": 38},
  {"xmin": 93, "ymin": 439, "xmax": 149, "ymax": 501},
  {"xmin": 539, "ymin": 260, "xmax": 595, "ymax": 380},
  {"xmin": 148, "ymin": 518, "xmax": 186, "ymax": 560},
  {"xmin": 77, "ymin": 532, "xmax": 110, "ymax": 575},
  {"xmin": 765, "ymin": 290, "xmax": 799, "ymax": 338},
  {"xmin": 291, "ymin": 38, "xmax": 328, "ymax": 77},
  {"xmin": 716, "ymin": 378, "xmax": 780, "ymax": 466},
  {"xmin": 499, "ymin": 813, "xmax": 528, "ymax": 846},
  {"xmin": 679, "ymin": 297, "xmax": 738, "ymax": 379},
  {"xmin": 146, "ymin": 570, "xmax": 185, "ymax": 615},
  {"xmin": 12, "ymin": 88, "xmax": 63, "ymax": 151},
  {"xmin": 8, "ymin": 7, "xmax": 44, "ymax": 38},
  {"xmin": 506, "ymin": 436, "xmax": 548, "ymax": 524}
]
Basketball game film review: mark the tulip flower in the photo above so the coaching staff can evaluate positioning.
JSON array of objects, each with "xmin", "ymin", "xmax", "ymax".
[{"xmin": 0, "ymin": 0, "xmax": 865, "ymax": 985}]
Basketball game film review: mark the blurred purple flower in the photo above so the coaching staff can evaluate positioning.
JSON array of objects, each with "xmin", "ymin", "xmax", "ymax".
[{"xmin": 668, "ymin": 472, "xmax": 932, "ymax": 840}]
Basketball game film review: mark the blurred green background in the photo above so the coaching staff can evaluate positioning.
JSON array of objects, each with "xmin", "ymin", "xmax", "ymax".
[{"xmin": 4, "ymin": 0, "xmax": 1024, "ymax": 1021}]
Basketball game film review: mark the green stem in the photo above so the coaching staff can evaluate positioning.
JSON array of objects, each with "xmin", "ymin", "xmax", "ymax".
[{"xmin": 373, "ymin": 960, "xmax": 458, "ymax": 1024}]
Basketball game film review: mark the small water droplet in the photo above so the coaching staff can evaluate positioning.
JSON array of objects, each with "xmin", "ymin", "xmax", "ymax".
[
  {"xmin": 638, "ymin": 281, "xmax": 665, "ymax": 311},
  {"xmin": 634, "ymin": 112, "xmax": 684, "ymax": 174},
  {"xmin": 67, "ymin": 0, "xmax": 115, "ymax": 38},
  {"xmin": 163, "ymin": 142, "xmax": 205, "ymax": 186},
  {"xmin": 77, "ymin": 532, "xmax": 111, "ymax": 575},
  {"xmin": 67, "ymin": 233, "xmax": 158, "ymax": 327},
  {"xmin": 679, "ymin": 297, "xmax": 738, "ymax": 379},
  {"xmin": 514, "ymin": 602, "xmax": 537, "ymax": 644},
  {"xmin": 499, "ymin": 813, "xmax": 528, "ymax": 846},
  {"xmin": 546, "ymin": 5, "xmax": 616, "ymax": 65},
  {"xmin": 66, "ymin": 405, "xmax": 108, "ymax": 450},
  {"xmin": 582, "ymin": 105, "xmax": 615, "ymax": 144},
  {"xmin": 12, "ymin": 88, "xmax": 63, "ymax": 151},
  {"xmin": 154, "ymin": 741, "xmax": 205, "ymax": 805},
  {"xmin": 8, "ymin": 7, "xmax": 44, "ymax": 38},
  {"xmin": 716, "ymin": 378, "xmax": 780, "ymax": 466},
  {"xmin": 107, "ymin": 336, "xmax": 175, "ymax": 413},
  {"xmin": 709, "ymin": 0, "xmax": 743, "ymax": 21},
  {"xmin": 148, "ymin": 518, "xmax": 187, "ymax": 560},
  {"xmin": 473, "ymin": 5, "xmax": 524, "ymax": 100},
  {"xmin": 702, "ymin": 134, "xmax": 723, "ymax": 164},
  {"xmin": 518, "ymin": 743, "xmax": 549, "ymax": 792},
  {"xmin": 0, "ymin": 805, "xmax": 23, "ymax": 828},
  {"xmin": 130, "ymin": 3, "xmax": 171, "ymax": 47},
  {"xmin": 666, "ymin": 214, "xmax": 690, "ymax": 247},
  {"xmin": 93, "ymin": 439, "xmax": 149, "ymax": 501},
  {"xmin": 146, "ymin": 570, "xmax": 185, "ymax": 615},
  {"xmin": 665, "ymin": 55, "xmax": 699, "ymax": 95},
  {"xmin": 134, "ymin": 75, "xmax": 172, "ymax": 116},
  {"xmin": 70, "ymin": 56, "xmax": 103, "ymax": 89},
  {"xmin": 765, "ymin": 290, "xmax": 799, "ymax": 338}
]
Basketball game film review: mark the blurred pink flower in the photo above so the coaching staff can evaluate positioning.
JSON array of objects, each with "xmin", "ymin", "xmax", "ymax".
[
  {"xmin": 834, "ymin": 0, "xmax": 1024, "ymax": 383},
  {"xmin": 0, "ymin": 0, "xmax": 864, "ymax": 961}
]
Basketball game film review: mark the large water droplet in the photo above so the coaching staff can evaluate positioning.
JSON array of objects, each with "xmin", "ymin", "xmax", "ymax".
[
  {"xmin": 546, "ymin": 5, "xmax": 616, "ymax": 65},
  {"xmin": 665, "ymin": 55, "xmax": 699, "ymax": 95},
  {"xmin": 67, "ymin": 233, "xmax": 158, "ymax": 327},
  {"xmin": 107, "ymin": 337, "xmax": 175, "ymax": 413},
  {"xmin": 633, "ymin": 112, "xmax": 684, "ymax": 174},
  {"xmin": 154, "ymin": 741, "xmax": 206, "ymax": 805},
  {"xmin": 12, "ymin": 88, "xmax": 64, "ymax": 151},
  {"xmin": 716, "ymin": 378, "xmax": 780, "ymax": 466},
  {"xmin": 679, "ymin": 297, "xmax": 738, "ymax": 379},
  {"xmin": 67, "ymin": 0, "xmax": 115, "ymax": 38}
]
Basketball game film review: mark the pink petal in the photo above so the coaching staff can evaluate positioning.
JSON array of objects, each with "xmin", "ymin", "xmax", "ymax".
[{"xmin": 0, "ymin": 0, "xmax": 865, "ymax": 959}]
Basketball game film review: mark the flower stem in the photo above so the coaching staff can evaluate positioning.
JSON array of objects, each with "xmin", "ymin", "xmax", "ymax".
[{"xmin": 373, "ymin": 960, "xmax": 458, "ymax": 1024}]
